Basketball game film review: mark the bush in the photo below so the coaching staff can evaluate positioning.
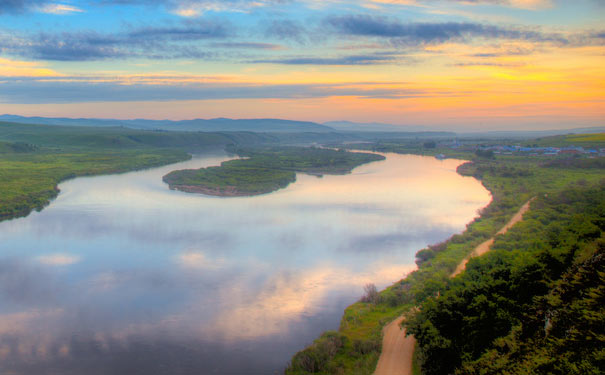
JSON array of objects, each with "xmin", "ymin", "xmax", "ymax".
[
  {"xmin": 288, "ymin": 332, "xmax": 347, "ymax": 373},
  {"xmin": 360, "ymin": 283, "xmax": 381, "ymax": 304},
  {"xmin": 352, "ymin": 338, "xmax": 381, "ymax": 356}
]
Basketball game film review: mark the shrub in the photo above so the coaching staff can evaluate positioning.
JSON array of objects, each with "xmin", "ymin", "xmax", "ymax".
[{"xmin": 360, "ymin": 283, "xmax": 381, "ymax": 304}]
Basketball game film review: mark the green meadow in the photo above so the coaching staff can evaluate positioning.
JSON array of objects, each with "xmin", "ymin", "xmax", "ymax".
[{"xmin": 0, "ymin": 121, "xmax": 272, "ymax": 221}]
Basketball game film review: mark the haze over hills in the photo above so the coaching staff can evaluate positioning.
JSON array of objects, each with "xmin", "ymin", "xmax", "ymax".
[
  {"xmin": 1, "ymin": 115, "xmax": 603, "ymax": 138},
  {"xmin": 323, "ymin": 121, "xmax": 429, "ymax": 133},
  {"xmin": 0, "ymin": 115, "xmax": 333, "ymax": 133}
]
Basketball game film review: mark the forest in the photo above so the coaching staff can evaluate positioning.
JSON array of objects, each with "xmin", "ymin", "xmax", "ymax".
[{"xmin": 407, "ymin": 185, "xmax": 604, "ymax": 375}]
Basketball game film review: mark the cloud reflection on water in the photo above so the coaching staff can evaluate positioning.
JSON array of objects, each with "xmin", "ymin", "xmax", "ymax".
[{"xmin": 0, "ymin": 152, "xmax": 490, "ymax": 374}]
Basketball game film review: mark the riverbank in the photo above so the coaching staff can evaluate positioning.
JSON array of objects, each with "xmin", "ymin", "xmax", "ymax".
[
  {"xmin": 374, "ymin": 197, "xmax": 534, "ymax": 375},
  {"xmin": 0, "ymin": 121, "xmax": 277, "ymax": 222},
  {"xmin": 286, "ymin": 145, "xmax": 605, "ymax": 375},
  {"xmin": 0, "ymin": 146, "xmax": 190, "ymax": 222}
]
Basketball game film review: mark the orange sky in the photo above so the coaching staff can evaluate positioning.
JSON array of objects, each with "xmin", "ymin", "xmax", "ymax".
[{"xmin": 0, "ymin": 0, "xmax": 603, "ymax": 130}]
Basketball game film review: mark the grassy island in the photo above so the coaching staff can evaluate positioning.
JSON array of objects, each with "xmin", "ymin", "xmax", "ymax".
[
  {"xmin": 0, "ymin": 121, "xmax": 272, "ymax": 222},
  {"xmin": 163, "ymin": 146, "xmax": 385, "ymax": 196}
]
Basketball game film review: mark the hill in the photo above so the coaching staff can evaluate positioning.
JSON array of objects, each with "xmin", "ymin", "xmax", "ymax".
[{"xmin": 0, "ymin": 115, "xmax": 334, "ymax": 133}]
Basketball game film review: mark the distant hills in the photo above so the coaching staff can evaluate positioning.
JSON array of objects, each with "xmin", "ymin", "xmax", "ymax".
[
  {"xmin": 324, "ymin": 121, "xmax": 428, "ymax": 132},
  {"xmin": 0, "ymin": 115, "xmax": 333, "ymax": 133},
  {"xmin": 1, "ymin": 115, "xmax": 603, "ymax": 137}
]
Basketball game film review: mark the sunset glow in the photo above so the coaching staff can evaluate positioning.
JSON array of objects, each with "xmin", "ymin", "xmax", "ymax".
[{"xmin": 1, "ymin": 0, "xmax": 603, "ymax": 130}]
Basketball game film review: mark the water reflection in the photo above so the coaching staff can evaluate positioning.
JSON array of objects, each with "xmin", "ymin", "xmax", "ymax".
[{"xmin": 0, "ymin": 152, "xmax": 490, "ymax": 374}]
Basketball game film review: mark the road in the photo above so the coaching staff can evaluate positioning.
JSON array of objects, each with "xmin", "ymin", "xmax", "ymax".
[{"xmin": 373, "ymin": 198, "xmax": 534, "ymax": 375}]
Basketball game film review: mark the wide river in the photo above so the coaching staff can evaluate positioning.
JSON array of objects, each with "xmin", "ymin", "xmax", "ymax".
[{"xmin": 0, "ymin": 152, "xmax": 490, "ymax": 375}]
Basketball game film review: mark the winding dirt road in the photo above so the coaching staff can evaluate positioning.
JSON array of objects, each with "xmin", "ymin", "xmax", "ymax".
[{"xmin": 373, "ymin": 198, "xmax": 534, "ymax": 375}]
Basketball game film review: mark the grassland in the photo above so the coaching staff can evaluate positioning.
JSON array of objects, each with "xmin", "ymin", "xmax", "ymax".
[
  {"xmin": 163, "ymin": 146, "xmax": 385, "ymax": 196},
  {"xmin": 163, "ymin": 160, "xmax": 297, "ymax": 196},
  {"xmin": 534, "ymin": 133, "xmax": 605, "ymax": 147},
  {"xmin": 287, "ymin": 136, "xmax": 605, "ymax": 375},
  {"xmin": 0, "ymin": 121, "xmax": 274, "ymax": 222},
  {"xmin": 0, "ymin": 146, "xmax": 189, "ymax": 220}
]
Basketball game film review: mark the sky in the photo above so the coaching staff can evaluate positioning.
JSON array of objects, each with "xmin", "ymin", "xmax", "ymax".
[{"xmin": 0, "ymin": 0, "xmax": 603, "ymax": 130}]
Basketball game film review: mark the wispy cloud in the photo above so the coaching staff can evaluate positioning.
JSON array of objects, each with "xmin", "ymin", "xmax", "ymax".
[
  {"xmin": 0, "ymin": 0, "xmax": 47, "ymax": 14},
  {"xmin": 209, "ymin": 42, "xmax": 285, "ymax": 49},
  {"xmin": 39, "ymin": 3, "xmax": 84, "ymax": 14},
  {"xmin": 0, "ymin": 75, "xmax": 426, "ymax": 103},
  {"xmin": 0, "ymin": 57, "xmax": 60, "ymax": 76},
  {"xmin": 253, "ymin": 53, "xmax": 402, "ymax": 65},
  {"xmin": 324, "ymin": 15, "xmax": 568, "ymax": 46},
  {"xmin": 368, "ymin": 0, "xmax": 553, "ymax": 10},
  {"xmin": 36, "ymin": 254, "xmax": 81, "ymax": 266},
  {"xmin": 0, "ymin": 18, "xmax": 232, "ymax": 61}
]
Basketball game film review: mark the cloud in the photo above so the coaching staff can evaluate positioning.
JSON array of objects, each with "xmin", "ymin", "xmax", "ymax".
[
  {"xmin": 0, "ymin": 0, "xmax": 85, "ymax": 14},
  {"xmin": 263, "ymin": 19, "xmax": 309, "ymax": 44},
  {"xmin": 36, "ymin": 254, "xmax": 81, "ymax": 266},
  {"xmin": 0, "ymin": 76, "xmax": 425, "ymax": 103},
  {"xmin": 93, "ymin": 0, "xmax": 290, "ymax": 16},
  {"xmin": 178, "ymin": 252, "xmax": 225, "ymax": 269},
  {"xmin": 0, "ymin": 0, "xmax": 48, "ymax": 14},
  {"xmin": 454, "ymin": 61, "xmax": 524, "ymax": 67},
  {"xmin": 0, "ymin": 57, "xmax": 60, "ymax": 76},
  {"xmin": 369, "ymin": 0, "xmax": 553, "ymax": 10},
  {"xmin": 39, "ymin": 3, "xmax": 84, "ymax": 14},
  {"xmin": 0, "ymin": 0, "xmax": 288, "ymax": 15},
  {"xmin": 0, "ymin": 19, "xmax": 231, "ymax": 61},
  {"xmin": 324, "ymin": 15, "xmax": 569, "ymax": 46},
  {"xmin": 252, "ymin": 53, "xmax": 401, "ymax": 65},
  {"xmin": 170, "ymin": 0, "xmax": 285, "ymax": 17},
  {"xmin": 209, "ymin": 42, "xmax": 284, "ymax": 49}
]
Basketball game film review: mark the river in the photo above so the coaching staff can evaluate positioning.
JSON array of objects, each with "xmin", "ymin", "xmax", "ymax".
[{"xmin": 0, "ymin": 152, "xmax": 490, "ymax": 374}]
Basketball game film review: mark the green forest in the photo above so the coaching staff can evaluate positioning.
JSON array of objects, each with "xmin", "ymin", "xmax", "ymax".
[
  {"xmin": 407, "ymin": 186, "xmax": 604, "ymax": 375},
  {"xmin": 163, "ymin": 146, "xmax": 385, "ymax": 196}
]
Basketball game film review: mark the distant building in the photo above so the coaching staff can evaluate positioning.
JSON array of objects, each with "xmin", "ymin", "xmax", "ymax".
[{"xmin": 560, "ymin": 149, "xmax": 581, "ymax": 155}]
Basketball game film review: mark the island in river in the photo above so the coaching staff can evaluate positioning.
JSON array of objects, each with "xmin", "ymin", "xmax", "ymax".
[{"xmin": 162, "ymin": 146, "xmax": 386, "ymax": 196}]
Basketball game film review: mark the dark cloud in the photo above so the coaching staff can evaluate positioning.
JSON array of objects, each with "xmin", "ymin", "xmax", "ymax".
[
  {"xmin": 0, "ymin": 0, "xmax": 49, "ymax": 14},
  {"xmin": 127, "ymin": 19, "xmax": 232, "ymax": 40},
  {"xmin": 324, "ymin": 15, "xmax": 570, "ymax": 46},
  {"xmin": 209, "ymin": 42, "xmax": 284, "ymax": 49},
  {"xmin": 253, "ymin": 53, "xmax": 400, "ymax": 65},
  {"xmin": 263, "ymin": 19, "xmax": 308, "ymax": 44},
  {"xmin": 0, "ymin": 19, "xmax": 230, "ymax": 61}
]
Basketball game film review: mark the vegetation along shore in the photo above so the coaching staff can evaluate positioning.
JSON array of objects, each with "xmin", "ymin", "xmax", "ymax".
[{"xmin": 287, "ymin": 133, "xmax": 605, "ymax": 375}]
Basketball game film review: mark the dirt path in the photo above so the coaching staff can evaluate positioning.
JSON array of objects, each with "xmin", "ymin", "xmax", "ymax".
[
  {"xmin": 452, "ymin": 198, "xmax": 534, "ymax": 277},
  {"xmin": 373, "ymin": 198, "xmax": 534, "ymax": 375},
  {"xmin": 374, "ymin": 316, "xmax": 415, "ymax": 375}
]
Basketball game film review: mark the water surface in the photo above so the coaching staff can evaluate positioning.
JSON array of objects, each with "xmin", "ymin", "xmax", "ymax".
[{"xmin": 0, "ymin": 152, "xmax": 490, "ymax": 374}]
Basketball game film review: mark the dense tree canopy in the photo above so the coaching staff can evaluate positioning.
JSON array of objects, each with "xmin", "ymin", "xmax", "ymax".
[{"xmin": 406, "ymin": 186, "xmax": 605, "ymax": 375}]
